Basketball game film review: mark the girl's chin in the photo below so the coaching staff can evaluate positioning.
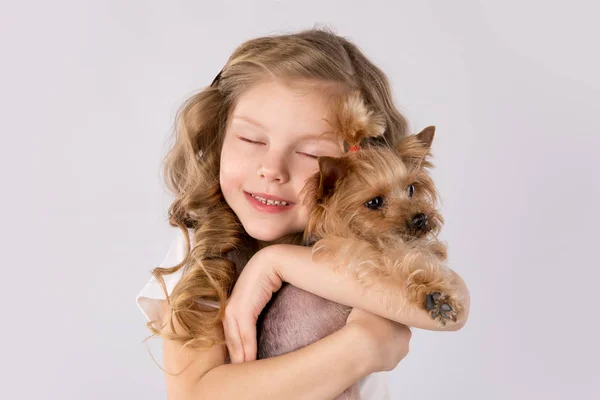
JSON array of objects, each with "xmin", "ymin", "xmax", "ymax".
[{"xmin": 244, "ymin": 224, "xmax": 302, "ymax": 243}]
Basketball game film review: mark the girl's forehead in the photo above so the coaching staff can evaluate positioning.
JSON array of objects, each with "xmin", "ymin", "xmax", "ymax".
[
  {"xmin": 230, "ymin": 80, "xmax": 343, "ymax": 139},
  {"xmin": 234, "ymin": 80, "xmax": 334, "ymax": 114}
]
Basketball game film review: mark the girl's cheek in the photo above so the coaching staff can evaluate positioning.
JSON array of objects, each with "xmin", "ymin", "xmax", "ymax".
[
  {"xmin": 231, "ymin": 142, "xmax": 259, "ymax": 161},
  {"xmin": 304, "ymin": 160, "xmax": 321, "ymax": 176},
  {"xmin": 294, "ymin": 165, "xmax": 320, "ymax": 187}
]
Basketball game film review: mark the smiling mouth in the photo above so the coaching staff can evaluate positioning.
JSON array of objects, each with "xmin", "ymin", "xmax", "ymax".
[{"xmin": 249, "ymin": 193, "xmax": 291, "ymax": 207}]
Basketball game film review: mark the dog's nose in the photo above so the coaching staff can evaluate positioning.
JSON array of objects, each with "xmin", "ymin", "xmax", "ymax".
[{"xmin": 411, "ymin": 213, "xmax": 428, "ymax": 230}]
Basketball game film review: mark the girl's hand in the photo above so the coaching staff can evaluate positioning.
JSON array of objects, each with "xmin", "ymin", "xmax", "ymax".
[
  {"xmin": 346, "ymin": 308, "xmax": 412, "ymax": 372},
  {"xmin": 222, "ymin": 246, "xmax": 283, "ymax": 364}
]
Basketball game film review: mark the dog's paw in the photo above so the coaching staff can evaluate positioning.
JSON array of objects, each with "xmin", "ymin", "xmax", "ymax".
[{"xmin": 425, "ymin": 292, "xmax": 457, "ymax": 325}]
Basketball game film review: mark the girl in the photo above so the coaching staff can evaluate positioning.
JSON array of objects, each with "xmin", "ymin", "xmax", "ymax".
[{"xmin": 137, "ymin": 28, "xmax": 470, "ymax": 399}]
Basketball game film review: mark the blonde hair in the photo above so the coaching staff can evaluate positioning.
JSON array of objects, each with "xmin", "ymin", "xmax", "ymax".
[{"xmin": 145, "ymin": 27, "xmax": 411, "ymax": 351}]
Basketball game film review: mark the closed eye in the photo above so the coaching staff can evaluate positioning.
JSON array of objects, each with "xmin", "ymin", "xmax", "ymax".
[
  {"xmin": 298, "ymin": 152, "xmax": 319, "ymax": 160},
  {"xmin": 239, "ymin": 137, "xmax": 264, "ymax": 145}
]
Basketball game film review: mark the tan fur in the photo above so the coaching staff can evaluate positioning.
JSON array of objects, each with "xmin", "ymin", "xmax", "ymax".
[
  {"xmin": 328, "ymin": 90, "xmax": 386, "ymax": 148},
  {"xmin": 301, "ymin": 108, "xmax": 462, "ymax": 323},
  {"xmin": 299, "ymin": 141, "xmax": 463, "ymax": 324},
  {"xmin": 302, "ymin": 91, "xmax": 462, "ymax": 322}
]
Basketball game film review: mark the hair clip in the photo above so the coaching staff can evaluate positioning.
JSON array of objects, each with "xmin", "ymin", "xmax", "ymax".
[
  {"xmin": 344, "ymin": 140, "xmax": 361, "ymax": 153},
  {"xmin": 210, "ymin": 69, "xmax": 223, "ymax": 87}
]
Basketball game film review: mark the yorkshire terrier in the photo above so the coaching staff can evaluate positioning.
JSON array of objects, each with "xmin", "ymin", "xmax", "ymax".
[{"xmin": 256, "ymin": 93, "xmax": 463, "ymax": 399}]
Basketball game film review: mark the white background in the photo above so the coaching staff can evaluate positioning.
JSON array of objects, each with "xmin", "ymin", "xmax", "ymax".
[{"xmin": 1, "ymin": 0, "xmax": 598, "ymax": 398}]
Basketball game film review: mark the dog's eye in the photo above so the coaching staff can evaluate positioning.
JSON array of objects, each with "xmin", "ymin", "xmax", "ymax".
[
  {"xmin": 408, "ymin": 184, "xmax": 415, "ymax": 198},
  {"xmin": 365, "ymin": 196, "xmax": 384, "ymax": 210}
]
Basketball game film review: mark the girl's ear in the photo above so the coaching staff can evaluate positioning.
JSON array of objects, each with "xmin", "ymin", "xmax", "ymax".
[{"xmin": 317, "ymin": 156, "xmax": 349, "ymax": 200}]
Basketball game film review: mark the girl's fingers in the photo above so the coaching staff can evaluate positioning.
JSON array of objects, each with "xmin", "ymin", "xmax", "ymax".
[
  {"xmin": 240, "ymin": 317, "xmax": 258, "ymax": 362},
  {"xmin": 223, "ymin": 315, "xmax": 243, "ymax": 364}
]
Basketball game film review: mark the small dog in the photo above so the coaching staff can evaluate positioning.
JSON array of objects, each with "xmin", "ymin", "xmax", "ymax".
[{"xmin": 257, "ymin": 94, "xmax": 463, "ymax": 399}]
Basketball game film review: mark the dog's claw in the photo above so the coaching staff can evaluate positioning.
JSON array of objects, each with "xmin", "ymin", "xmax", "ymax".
[
  {"xmin": 425, "ymin": 292, "xmax": 457, "ymax": 324},
  {"xmin": 425, "ymin": 294, "xmax": 436, "ymax": 310}
]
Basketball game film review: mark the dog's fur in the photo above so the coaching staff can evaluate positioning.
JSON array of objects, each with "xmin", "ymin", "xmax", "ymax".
[{"xmin": 256, "ymin": 93, "xmax": 463, "ymax": 399}]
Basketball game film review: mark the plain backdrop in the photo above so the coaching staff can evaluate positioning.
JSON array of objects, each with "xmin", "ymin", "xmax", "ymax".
[{"xmin": 1, "ymin": 0, "xmax": 598, "ymax": 399}]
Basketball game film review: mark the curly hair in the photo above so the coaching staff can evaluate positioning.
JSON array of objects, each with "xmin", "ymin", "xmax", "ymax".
[{"xmin": 145, "ymin": 27, "xmax": 411, "ymax": 352}]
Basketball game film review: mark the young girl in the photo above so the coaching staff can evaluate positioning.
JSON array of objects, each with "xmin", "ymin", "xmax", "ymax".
[{"xmin": 137, "ymin": 28, "xmax": 470, "ymax": 399}]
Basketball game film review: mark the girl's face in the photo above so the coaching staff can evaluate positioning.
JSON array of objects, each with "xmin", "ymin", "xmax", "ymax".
[{"xmin": 220, "ymin": 80, "xmax": 344, "ymax": 242}]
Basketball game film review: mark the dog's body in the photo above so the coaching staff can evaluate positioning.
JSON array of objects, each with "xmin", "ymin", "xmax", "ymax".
[
  {"xmin": 255, "ymin": 94, "xmax": 463, "ymax": 399},
  {"xmin": 258, "ymin": 284, "xmax": 358, "ymax": 398}
]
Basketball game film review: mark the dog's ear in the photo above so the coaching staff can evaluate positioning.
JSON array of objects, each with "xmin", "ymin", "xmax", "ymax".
[
  {"xmin": 317, "ymin": 156, "xmax": 349, "ymax": 200},
  {"xmin": 397, "ymin": 126, "xmax": 436, "ymax": 166},
  {"xmin": 416, "ymin": 126, "xmax": 435, "ymax": 149}
]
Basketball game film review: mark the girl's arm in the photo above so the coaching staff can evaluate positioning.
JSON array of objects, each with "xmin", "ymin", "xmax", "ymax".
[
  {"xmin": 268, "ymin": 244, "xmax": 470, "ymax": 331},
  {"xmin": 159, "ymin": 300, "xmax": 375, "ymax": 400}
]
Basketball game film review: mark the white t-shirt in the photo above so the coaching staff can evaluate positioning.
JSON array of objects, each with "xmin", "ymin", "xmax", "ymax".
[{"xmin": 137, "ymin": 228, "xmax": 391, "ymax": 399}]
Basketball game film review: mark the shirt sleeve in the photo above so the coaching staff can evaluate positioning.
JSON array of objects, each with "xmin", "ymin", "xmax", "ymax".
[
  {"xmin": 136, "ymin": 229, "xmax": 191, "ymax": 330},
  {"xmin": 136, "ymin": 228, "xmax": 225, "ymax": 331}
]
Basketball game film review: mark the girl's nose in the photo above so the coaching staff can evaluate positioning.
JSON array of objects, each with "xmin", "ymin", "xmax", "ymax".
[{"xmin": 257, "ymin": 158, "xmax": 289, "ymax": 183}]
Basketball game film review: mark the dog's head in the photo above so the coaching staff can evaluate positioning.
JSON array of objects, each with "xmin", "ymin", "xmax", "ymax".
[{"xmin": 303, "ymin": 120, "xmax": 443, "ymax": 245}]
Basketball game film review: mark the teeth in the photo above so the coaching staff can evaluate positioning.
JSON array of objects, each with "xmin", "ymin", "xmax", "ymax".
[{"xmin": 251, "ymin": 194, "xmax": 289, "ymax": 206}]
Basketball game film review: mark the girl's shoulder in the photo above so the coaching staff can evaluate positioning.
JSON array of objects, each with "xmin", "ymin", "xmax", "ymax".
[{"xmin": 136, "ymin": 227, "xmax": 219, "ymax": 329}]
